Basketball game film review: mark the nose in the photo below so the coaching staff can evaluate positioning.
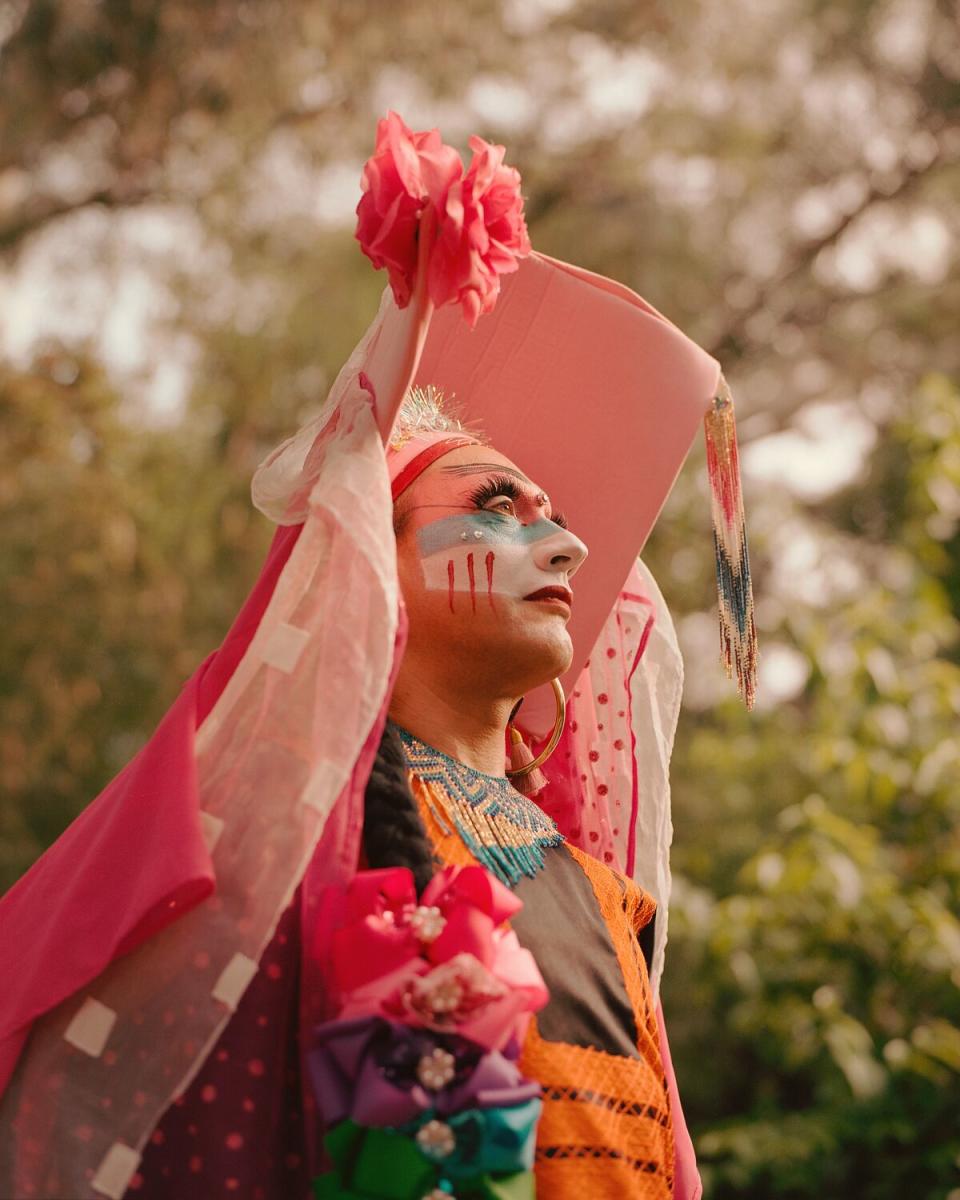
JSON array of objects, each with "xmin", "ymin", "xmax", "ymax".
[{"xmin": 532, "ymin": 525, "xmax": 589, "ymax": 578}]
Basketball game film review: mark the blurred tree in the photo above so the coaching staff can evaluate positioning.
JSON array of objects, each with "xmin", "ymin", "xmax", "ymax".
[
  {"xmin": 1, "ymin": 0, "xmax": 959, "ymax": 1195},
  {"xmin": 662, "ymin": 374, "xmax": 960, "ymax": 1197},
  {"xmin": 0, "ymin": 348, "xmax": 274, "ymax": 884}
]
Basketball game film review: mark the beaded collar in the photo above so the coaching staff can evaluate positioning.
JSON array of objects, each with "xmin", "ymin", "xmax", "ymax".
[{"xmin": 391, "ymin": 722, "xmax": 563, "ymax": 888}]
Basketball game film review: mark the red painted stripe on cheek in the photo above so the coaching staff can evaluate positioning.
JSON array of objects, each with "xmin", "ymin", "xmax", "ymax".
[
  {"xmin": 485, "ymin": 551, "xmax": 495, "ymax": 608},
  {"xmin": 467, "ymin": 551, "xmax": 476, "ymax": 613},
  {"xmin": 447, "ymin": 558, "xmax": 455, "ymax": 612}
]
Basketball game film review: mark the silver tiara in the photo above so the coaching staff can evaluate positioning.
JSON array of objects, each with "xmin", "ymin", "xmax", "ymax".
[{"xmin": 389, "ymin": 385, "xmax": 485, "ymax": 450}]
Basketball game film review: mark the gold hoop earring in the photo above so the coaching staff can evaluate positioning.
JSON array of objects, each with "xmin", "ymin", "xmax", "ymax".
[{"xmin": 506, "ymin": 677, "xmax": 566, "ymax": 777}]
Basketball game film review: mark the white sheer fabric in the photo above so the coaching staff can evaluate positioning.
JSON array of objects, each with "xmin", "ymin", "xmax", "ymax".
[
  {"xmin": 252, "ymin": 290, "xmax": 393, "ymax": 526},
  {"xmin": 0, "ymin": 375, "xmax": 399, "ymax": 1198},
  {"xmin": 549, "ymin": 559, "xmax": 682, "ymax": 998},
  {"xmin": 625, "ymin": 559, "xmax": 684, "ymax": 994}
]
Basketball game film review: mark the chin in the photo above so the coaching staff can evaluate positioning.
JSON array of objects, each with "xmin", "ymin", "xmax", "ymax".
[
  {"xmin": 509, "ymin": 626, "xmax": 574, "ymax": 684},
  {"xmin": 407, "ymin": 597, "xmax": 574, "ymax": 688}
]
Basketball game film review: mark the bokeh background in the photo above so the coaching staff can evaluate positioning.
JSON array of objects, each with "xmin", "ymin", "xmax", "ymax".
[{"xmin": 2, "ymin": 1, "xmax": 959, "ymax": 1195}]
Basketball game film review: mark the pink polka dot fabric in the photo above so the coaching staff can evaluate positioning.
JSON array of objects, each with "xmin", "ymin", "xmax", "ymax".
[
  {"xmin": 536, "ymin": 570, "xmax": 655, "ymax": 875},
  {"xmin": 127, "ymin": 893, "xmax": 310, "ymax": 1199},
  {"xmin": 532, "ymin": 559, "xmax": 684, "ymax": 1000}
]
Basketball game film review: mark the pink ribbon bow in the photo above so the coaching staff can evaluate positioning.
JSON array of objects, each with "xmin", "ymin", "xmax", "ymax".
[{"xmin": 311, "ymin": 866, "xmax": 547, "ymax": 1051}]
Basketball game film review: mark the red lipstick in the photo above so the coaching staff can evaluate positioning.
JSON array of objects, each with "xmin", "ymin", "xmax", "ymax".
[{"xmin": 523, "ymin": 586, "xmax": 573, "ymax": 607}]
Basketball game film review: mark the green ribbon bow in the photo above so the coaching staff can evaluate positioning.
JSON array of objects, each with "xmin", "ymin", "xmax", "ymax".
[{"xmin": 313, "ymin": 1116, "xmax": 537, "ymax": 1200}]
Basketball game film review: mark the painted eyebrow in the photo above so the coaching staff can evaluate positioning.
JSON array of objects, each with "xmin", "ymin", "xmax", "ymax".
[{"xmin": 440, "ymin": 462, "xmax": 535, "ymax": 487}]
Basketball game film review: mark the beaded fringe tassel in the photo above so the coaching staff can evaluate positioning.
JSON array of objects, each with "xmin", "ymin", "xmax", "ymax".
[
  {"xmin": 703, "ymin": 376, "xmax": 758, "ymax": 709},
  {"xmin": 420, "ymin": 778, "xmax": 560, "ymax": 887}
]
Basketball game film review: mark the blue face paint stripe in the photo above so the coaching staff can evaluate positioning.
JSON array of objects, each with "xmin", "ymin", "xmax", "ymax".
[{"xmin": 415, "ymin": 512, "xmax": 562, "ymax": 558}]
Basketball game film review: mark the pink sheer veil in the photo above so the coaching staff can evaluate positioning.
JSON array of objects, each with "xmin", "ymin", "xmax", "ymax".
[{"xmin": 0, "ymin": 323, "xmax": 404, "ymax": 1197}]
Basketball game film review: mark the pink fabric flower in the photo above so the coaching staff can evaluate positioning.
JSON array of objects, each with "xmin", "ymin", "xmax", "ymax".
[
  {"xmin": 395, "ymin": 953, "xmax": 508, "ymax": 1031},
  {"xmin": 337, "ymin": 924, "xmax": 546, "ymax": 1051},
  {"xmin": 316, "ymin": 868, "xmax": 422, "ymax": 997},
  {"xmin": 428, "ymin": 136, "xmax": 532, "ymax": 327},
  {"xmin": 421, "ymin": 864, "xmax": 522, "ymax": 968},
  {"xmin": 312, "ymin": 864, "xmax": 548, "ymax": 1050},
  {"xmin": 355, "ymin": 111, "xmax": 462, "ymax": 309},
  {"xmin": 355, "ymin": 113, "xmax": 531, "ymax": 326}
]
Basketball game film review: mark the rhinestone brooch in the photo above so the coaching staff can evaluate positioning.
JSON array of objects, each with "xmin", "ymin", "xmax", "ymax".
[
  {"xmin": 409, "ymin": 904, "xmax": 446, "ymax": 943},
  {"xmin": 417, "ymin": 1047, "xmax": 456, "ymax": 1090},
  {"xmin": 416, "ymin": 1119, "xmax": 456, "ymax": 1159}
]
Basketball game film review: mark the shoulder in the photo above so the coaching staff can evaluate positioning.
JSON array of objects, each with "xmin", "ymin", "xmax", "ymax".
[{"xmin": 564, "ymin": 842, "xmax": 657, "ymax": 932}]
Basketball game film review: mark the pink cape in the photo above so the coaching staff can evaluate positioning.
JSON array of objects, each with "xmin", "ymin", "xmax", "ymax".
[{"xmin": 0, "ymin": 523, "xmax": 300, "ymax": 1099}]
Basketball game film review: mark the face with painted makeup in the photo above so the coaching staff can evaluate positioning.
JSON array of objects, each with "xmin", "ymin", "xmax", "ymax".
[{"xmin": 392, "ymin": 443, "xmax": 589, "ymax": 707}]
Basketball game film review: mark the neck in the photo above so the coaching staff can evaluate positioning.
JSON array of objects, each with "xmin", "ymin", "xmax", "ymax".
[{"xmin": 388, "ymin": 679, "xmax": 516, "ymax": 777}]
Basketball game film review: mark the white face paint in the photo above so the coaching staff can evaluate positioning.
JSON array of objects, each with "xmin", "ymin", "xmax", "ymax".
[{"xmin": 415, "ymin": 510, "xmax": 588, "ymax": 613}]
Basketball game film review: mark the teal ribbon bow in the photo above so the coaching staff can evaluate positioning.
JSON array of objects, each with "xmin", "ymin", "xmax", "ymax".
[{"xmin": 313, "ymin": 1101, "xmax": 540, "ymax": 1200}]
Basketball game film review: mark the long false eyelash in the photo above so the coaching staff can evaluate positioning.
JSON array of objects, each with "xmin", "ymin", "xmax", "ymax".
[
  {"xmin": 468, "ymin": 474, "xmax": 569, "ymax": 529},
  {"xmin": 467, "ymin": 474, "xmax": 523, "ymax": 510}
]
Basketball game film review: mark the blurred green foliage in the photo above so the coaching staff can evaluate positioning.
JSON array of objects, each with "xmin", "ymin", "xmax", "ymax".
[
  {"xmin": 1, "ymin": 1, "xmax": 958, "ymax": 1195},
  {"xmin": 664, "ymin": 377, "xmax": 960, "ymax": 1198}
]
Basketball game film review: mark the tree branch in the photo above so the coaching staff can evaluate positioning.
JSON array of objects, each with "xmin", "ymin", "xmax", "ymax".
[
  {"xmin": 706, "ymin": 127, "xmax": 959, "ymax": 361},
  {"xmin": 0, "ymin": 185, "xmax": 153, "ymax": 253}
]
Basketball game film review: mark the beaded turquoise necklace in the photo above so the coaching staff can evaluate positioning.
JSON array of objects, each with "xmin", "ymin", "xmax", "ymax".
[{"xmin": 392, "ymin": 722, "xmax": 563, "ymax": 888}]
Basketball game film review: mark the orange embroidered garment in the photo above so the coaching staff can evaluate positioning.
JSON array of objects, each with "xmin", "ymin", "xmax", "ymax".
[{"xmin": 408, "ymin": 771, "xmax": 674, "ymax": 1199}]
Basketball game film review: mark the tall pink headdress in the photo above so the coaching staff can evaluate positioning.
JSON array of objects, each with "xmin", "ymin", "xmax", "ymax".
[
  {"xmin": 252, "ymin": 105, "xmax": 757, "ymax": 1026},
  {"xmin": 0, "ymin": 111, "xmax": 752, "ymax": 1200}
]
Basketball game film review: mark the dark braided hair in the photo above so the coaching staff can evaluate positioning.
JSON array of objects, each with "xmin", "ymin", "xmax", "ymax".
[{"xmin": 361, "ymin": 720, "xmax": 437, "ymax": 896}]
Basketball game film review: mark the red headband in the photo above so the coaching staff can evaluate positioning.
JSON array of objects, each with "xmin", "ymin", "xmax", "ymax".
[{"xmin": 389, "ymin": 436, "xmax": 478, "ymax": 502}]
